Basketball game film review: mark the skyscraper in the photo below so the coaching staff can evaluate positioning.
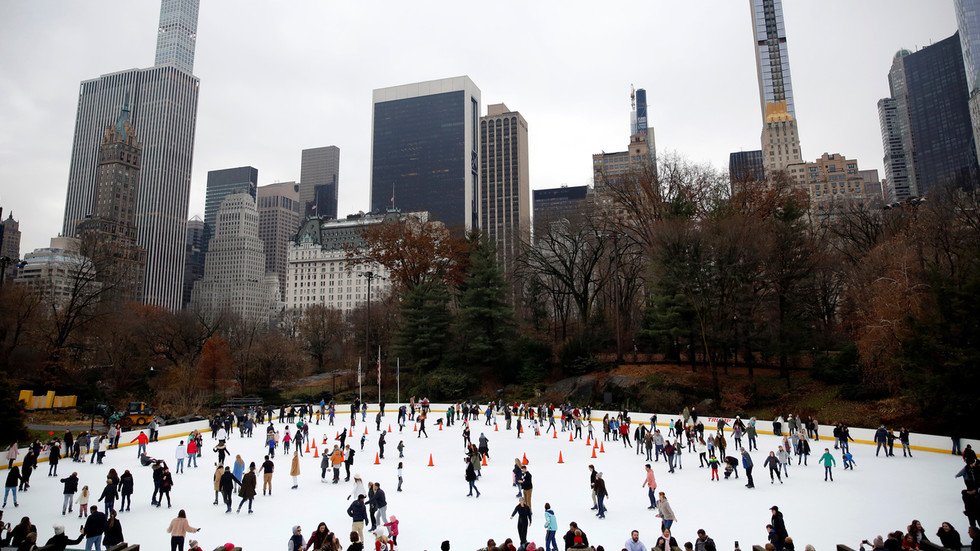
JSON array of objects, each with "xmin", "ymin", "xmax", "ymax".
[
  {"xmin": 371, "ymin": 76, "xmax": 482, "ymax": 231},
  {"xmin": 729, "ymin": 150, "xmax": 766, "ymax": 191},
  {"xmin": 903, "ymin": 33, "xmax": 978, "ymax": 194},
  {"xmin": 191, "ymin": 192, "xmax": 279, "ymax": 323},
  {"xmin": 751, "ymin": 0, "xmax": 796, "ymax": 120},
  {"xmin": 76, "ymin": 102, "xmax": 147, "ymax": 303},
  {"xmin": 878, "ymin": 50, "xmax": 917, "ymax": 201},
  {"xmin": 532, "ymin": 185, "xmax": 592, "ymax": 238},
  {"xmin": 750, "ymin": 0, "xmax": 802, "ymax": 175},
  {"xmin": 299, "ymin": 146, "xmax": 340, "ymax": 218},
  {"xmin": 204, "ymin": 166, "xmax": 259, "ymax": 241},
  {"xmin": 955, "ymin": 0, "xmax": 980, "ymax": 168},
  {"xmin": 62, "ymin": 0, "xmax": 201, "ymax": 310},
  {"xmin": 257, "ymin": 181, "xmax": 301, "ymax": 301},
  {"xmin": 181, "ymin": 217, "xmax": 205, "ymax": 308},
  {"xmin": 480, "ymin": 103, "xmax": 530, "ymax": 272},
  {"xmin": 593, "ymin": 87, "xmax": 658, "ymax": 193},
  {"xmin": 153, "ymin": 0, "xmax": 199, "ymax": 73},
  {"xmin": 0, "ymin": 211, "xmax": 20, "ymax": 263}
]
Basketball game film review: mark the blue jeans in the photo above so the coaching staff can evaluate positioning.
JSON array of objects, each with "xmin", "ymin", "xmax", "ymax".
[
  {"xmin": 546, "ymin": 529, "xmax": 558, "ymax": 551},
  {"xmin": 648, "ymin": 487, "xmax": 657, "ymax": 508},
  {"xmin": 663, "ymin": 519, "xmax": 674, "ymax": 530},
  {"xmin": 85, "ymin": 534, "xmax": 103, "ymax": 551},
  {"xmin": 188, "ymin": 454, "xmax": 197, "ymax": 467},
  {"xmin": 468, "ymin": 480, "xmax": 480, "ymax": 496},
  {"xmin": 597, "ymin": 494, "xmax": 606, "ymax": 517},
  {"xmin": 3, "ymin": 486, "xmax": 17, "ymax": 505},
  {"xmin": 137, "ymin": 443, "xmax": 146, "ymax": 457},
  {"xmin": 176, "ymin": 458, "xmax": 184, "ymax": 473}
]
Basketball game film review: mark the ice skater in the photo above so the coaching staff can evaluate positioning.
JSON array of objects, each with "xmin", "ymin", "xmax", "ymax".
[
  {"xmin": 819, "ymin": 448, "xmax": 836, "ymax": 481},
  {"xmin": 764, "ymin": 451, "xmax": 782, "ymax": 484}
]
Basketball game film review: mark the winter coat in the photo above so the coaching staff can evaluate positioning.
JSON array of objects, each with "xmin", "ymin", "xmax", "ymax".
[
  {"xmin": 219, "ymin": 471, "xmax": 236, "ymax": 493},
  {"xmin": 695, "ymin": 537, "xmax": 717, "ymax": 551},
  {"xmin": 936, "ymin": 527, "xmax": 962, "ymax": 550},
  {"xmin": 741, "ymin": 452, "xmax": 753, "ymax": 469},
  {"xmin": 819, "ymin": 452, "xmax": 836, "ymax": 467},
  {"xmin": 103, "ymin": 518, "xmax": 124, "ymax": 547},
  {"xmin": 61, "ymin": 474, "xmax": 79, "ymax": 494},
  {"xmin": 239, "ymin": 471, "xmax": 257, "ymax": 499},
  {"xmin": 544, "ymin": 509, "xmax": 558, "ymax": 531},
  {"xmin": 763, "ymin": 456, "xmax": 780, "ymax": 470},
  {"xmin": 166, "ymin": 517, "xmax": 200, "ymax": 537},
  {"xmin": 347, "ymin": 500, "xmax": 368, "ymax": 522},
  {"xmin": 119, "ymin": 472, "xmax": 134, "ymax": 496},
  {"xmin": 290, "ymin": 454, "xmax": 301, "ymax": 476},
  {"xmin": 213, "ymin": 468, "xmax": 224, "ymax": 491},
  {"xmin": 593, "ymin": 477, "xmax": 608, "ymax": 498},
  {"xmin": 42, "ymin": 531, "xmax": 85, "ymax": 551},
  {"xmin": 466, "ymin": 462, "xmax": 477, "ymax": 482},
  {"xmin": 98, "ymin": 482, "xmax": 119, "ymax": 503},
  {"xmin": 658, "ymin": 498, "xmax": 677, "ymax": 521}
]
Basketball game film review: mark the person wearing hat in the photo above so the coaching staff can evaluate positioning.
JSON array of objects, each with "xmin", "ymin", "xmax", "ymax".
[
  {"xmin": 287, "ymin": 525, "xmax": 304, "ymax": 551},
  {"xmin": 40, "ymin": 524, "xmax": 84, "ymax": 551},
  {"xmin": 187, "ymin": 539, "xmax": 203, "ymax": 551},
  {"xmin": 347, "ymin": 494, "xmax": 368, "ymax": 543}
]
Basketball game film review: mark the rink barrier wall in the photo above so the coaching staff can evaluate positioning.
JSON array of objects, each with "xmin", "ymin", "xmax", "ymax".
[{"xmin": 5, "ymin": 404, "xmax": 977, "ymax": 470}]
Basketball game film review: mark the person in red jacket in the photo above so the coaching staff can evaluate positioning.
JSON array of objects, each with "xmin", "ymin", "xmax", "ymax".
[
  {"xmin": 186, "ymin": 438, "xmax": 198, "ymax": 468},
  {"xmin": 130, "ymin": 432, "xmax": 149, "ymax": 458}
]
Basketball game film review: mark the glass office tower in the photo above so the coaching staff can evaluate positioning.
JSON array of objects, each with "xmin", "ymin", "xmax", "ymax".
[{"xmin": 371, "ymin": 76, "xmax": 481, "ymax": 232}]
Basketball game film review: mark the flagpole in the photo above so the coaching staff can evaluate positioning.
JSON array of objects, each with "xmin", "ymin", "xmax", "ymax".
[
  {"xmin": 357, "ymin": 357, "xmax": 362, "ymax": 404},
  {"xmin": 396, "ymin": 357, "xmax": 400, "ymax": 405},
  {"xmin": 377, "ymin": 345, "xmax": 382, "ymax": 402}
]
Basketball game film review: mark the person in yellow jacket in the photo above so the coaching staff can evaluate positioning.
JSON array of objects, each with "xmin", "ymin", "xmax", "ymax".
[{"xmin": 290, "ymin": 449, "xmax": 301, "ymax": 489}]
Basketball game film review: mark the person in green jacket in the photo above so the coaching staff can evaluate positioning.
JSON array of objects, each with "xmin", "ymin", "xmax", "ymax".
[{"xmin": 819, "ymin": 448, "xmax": 837, "ymax": 481}]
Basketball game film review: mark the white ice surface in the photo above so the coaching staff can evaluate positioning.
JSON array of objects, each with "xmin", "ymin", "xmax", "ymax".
[{"xmin": 5, "ymin": 413, "xmax": 968, "ymax": 551}]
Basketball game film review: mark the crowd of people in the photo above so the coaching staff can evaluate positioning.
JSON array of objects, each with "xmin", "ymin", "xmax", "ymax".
[{"xmin": 0, "ymin": 398, "xmax": 974, "ymax": 550}]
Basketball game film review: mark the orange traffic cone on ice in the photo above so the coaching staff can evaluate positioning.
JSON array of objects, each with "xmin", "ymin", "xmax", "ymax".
[
  {"xmin": 553, "ymin": 430, "xmax": 557, "ymax": 439},
  {"xmin": 374, "ymin": 453, "xmax": 380, "ymax": 465},
  {"xmin": 313, "ymin": 446, "xmax": 320, "ymax": 458},
  {"xmin": 494, "ymin": 424, "xmax": 499, "ymax": 432},
  {"xmin": 522, "ymin": 453, "xmax": 529, "ymax": 465},
  {"xmin": 600, "ymin": 442, "xmax": 605, "ymax": 453},
  {"xmin": 591, "ymin": 447, "xmax": 598, "ymax": 459},
  {"xmin": 349, "ymin": 428, "xmax": 354, "ymax": 437},
  {"xmin": 481, "ymin": 454, "xmax": 488, "ymax": 466},
  {"xmin": 388, "ymin": 425, "xmax": 393, "ymax": 433},
  {"xmin": 557, "ymin": 451, "xmax": 564, "ymax": 464},
  {"xmin": 569, "ymin": 432, "xmax": 574, "ymax": 442},
  {"xmin": 427, "ymin": 454, "xmax": 435, "ymax": 467},
  {"xmin": 413, "ymin": 423, "xmax": 418, "ymax": 432},
  {"xmin": 364, "ymin": 427, "xmax": 369, "ymax": 436},
  {"xmin": 586, "ymin": 435, "xmax": 591, "ymax": 446}
]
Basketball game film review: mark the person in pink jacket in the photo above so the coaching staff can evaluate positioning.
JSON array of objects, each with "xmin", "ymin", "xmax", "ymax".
[
  {"xmin": 167, "ymin": 509, "xmax": 200, "ymax": 551},
  {"xmin": 643, "ymin": 464, "xmax": 657, "ymax": 509}
]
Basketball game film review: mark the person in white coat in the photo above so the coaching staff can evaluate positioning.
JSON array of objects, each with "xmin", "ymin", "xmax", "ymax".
[{"xmin": 175, "ymin": 441, "xmax": 187, "ymax": 474}]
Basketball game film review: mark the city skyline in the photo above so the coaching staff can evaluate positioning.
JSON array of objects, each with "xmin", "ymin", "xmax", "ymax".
[{"xmin": 0, "ymin": 1, "xmax": 957, "ymax": 253}]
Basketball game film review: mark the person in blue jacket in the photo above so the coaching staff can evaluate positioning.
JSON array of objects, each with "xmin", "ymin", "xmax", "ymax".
[
  {"xmin": 741, "ymin": 448, "xmax": 754, "ymax": 488},
  {"xmin": 543, "ymin": 502, "xmax": 559, "ymax": 551}
]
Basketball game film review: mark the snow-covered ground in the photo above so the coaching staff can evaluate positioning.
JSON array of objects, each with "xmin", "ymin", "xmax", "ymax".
[{"xmin": 5, "ymin": 409, "xmax": 970, "ymax": 551}]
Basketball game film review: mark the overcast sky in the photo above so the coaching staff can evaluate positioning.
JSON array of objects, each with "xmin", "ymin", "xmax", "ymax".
[{"xmin": 0, "ymin": 1, "xmax": 957, "ymax": 254}]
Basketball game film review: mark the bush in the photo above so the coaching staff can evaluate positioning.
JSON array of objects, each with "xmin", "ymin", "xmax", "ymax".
[{"xmin": 811, "ymin": 344, "xmax": 861, "ymax": 384}]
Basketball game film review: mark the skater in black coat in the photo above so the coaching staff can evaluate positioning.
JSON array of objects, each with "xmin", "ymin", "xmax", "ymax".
[
  {"xmin": 510, "ymin": 497, "xmax": 532, "ymax": 545},
  {"xmin": 770, "ymin": 506, "xmax": 789, "ymax": 550},
  {"xmin": 41, "ymin": 524, "xmax": 85, "ymax": 551}
]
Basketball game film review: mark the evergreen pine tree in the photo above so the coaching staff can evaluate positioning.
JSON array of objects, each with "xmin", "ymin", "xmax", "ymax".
[
  {"xmin": 0, "ymin": 371, "xmax": 28, "ymax": 445},
  {"xmin": 456, "ymin": 236, "xmax": 516, "ymax": 376}
]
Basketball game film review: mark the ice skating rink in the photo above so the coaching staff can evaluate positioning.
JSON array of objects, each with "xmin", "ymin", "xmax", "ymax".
[{"xmin": 5, "ymin": 410, "xmax": 970, "ymax": 551}]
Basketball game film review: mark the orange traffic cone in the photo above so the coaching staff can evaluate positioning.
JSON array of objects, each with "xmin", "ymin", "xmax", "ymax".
[
  {"xmin": 494, "ymin": 424, "xmax": 499, "ymax": 432},
  {"xmin": 600, "ymin": 442, "xmax": 605, "ymax": 453},
  {"xmin": 438, "ymin": 423, "xmax": 443, "ymax": 431},
  {"xmin": 558, "ymin": 451, "xmax": 564, "ymax": 464},
  {"xmin": 349, "ymin": 428, "xmax": 354, "ymax": 437},
  {"xmin": 364, "ymin": 427, "xmax": 369, "ymax": 436},
  {"xmin": 522, "ymin": 453, "xmax": 529, "ymax": 465},
  {"xmin": 591, "ymin": 447, "xmax": 598, "ymax": 459},
  {"xmin": 427, "ymin": 454, "xmax": 435, "ymax": 467},
  {"xmin": 374, "ymin": 453, "xmax": 381, "ymax": 465},
  {"xmin": 569, "ymin": 432, "xmax": 574, "ymax": 442},
  {"xmin": 413, "ymin": 423, "xmax": 418, "ymax": 432},
  {"xmin": 593, "ymin": 439, "xmax": 599, "ymax": 449},
  {"xmin": 305, "ymin": 441, "xmax": 310, "ymax": 453},
  {"xmin": 481, "ymin": 454, "xmax": 488, "ymax": 466},
  {"xmin": 586, "ymin": 435, "xmax": 591, "ymax": 446},
  {"xmin": 313, "ymin": 446, "xmax": 320, "ymax": 458},
  {"xmin": 388, "ymin": 425, "xmax": 393, "ymax": 433},
  {"xmin": 553, "ymin": 430, "xmax": 557, "ymax": 439}
]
